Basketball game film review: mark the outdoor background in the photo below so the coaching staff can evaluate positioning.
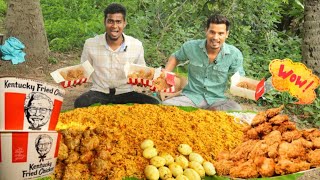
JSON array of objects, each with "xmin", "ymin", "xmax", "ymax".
[{"xmin": 0, "ymin": 0, "xmax": 319, "ymax": 128}]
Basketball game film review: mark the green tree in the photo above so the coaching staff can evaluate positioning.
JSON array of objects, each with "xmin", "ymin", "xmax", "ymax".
[
  {"xmin": 302, "ymin": 0, "xmax": 320, "ymax": 76},
  {"xmin": 5, "ymin": 0, "xmax": 49, "ymax": 66}
]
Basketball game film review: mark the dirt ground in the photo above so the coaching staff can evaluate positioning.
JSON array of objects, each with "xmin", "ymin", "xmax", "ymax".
[{"xmin": 0, "ymin": 52, "xmax": 319, "ymax": 179}]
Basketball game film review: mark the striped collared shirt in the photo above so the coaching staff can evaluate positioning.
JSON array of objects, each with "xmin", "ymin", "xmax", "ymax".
[{"xmin": 81, "ymin": 33, "xmax": 146, "ymax": 94}]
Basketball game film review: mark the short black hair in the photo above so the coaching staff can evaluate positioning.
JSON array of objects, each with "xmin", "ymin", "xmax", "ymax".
[
  {"xmin": 206, "ymin": 14, "xmax": 230, "ymax": 31},
  {"xmin": 104, "ymin": 3, "xmax": 127, "ymax": 21}
]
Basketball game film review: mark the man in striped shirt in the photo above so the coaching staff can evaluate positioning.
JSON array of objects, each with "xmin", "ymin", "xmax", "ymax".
[{"xmin": 74, "ymin": 3, "xmax": 159, "ymax": 108}]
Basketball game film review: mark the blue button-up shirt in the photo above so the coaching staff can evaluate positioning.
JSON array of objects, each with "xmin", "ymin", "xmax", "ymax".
[{"xmin": 173, "ymin": 39, "xmax": 245, "ymax": 105}]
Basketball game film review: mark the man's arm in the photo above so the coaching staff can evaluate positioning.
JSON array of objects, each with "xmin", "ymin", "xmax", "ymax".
[
  {"xmin": 230, "ymin": 51, "xmax": 245, "ymax": 76},
  {"xmin": 135, "ymin": 44, "xmax": 146, "ymax": 66},
  {"xmin": 80, "ymin": 40, "xmax": 92, "ymax": 64},
  {"xmin": 165, "ymin": 55, "xmax": 179, "ymax": 72}
]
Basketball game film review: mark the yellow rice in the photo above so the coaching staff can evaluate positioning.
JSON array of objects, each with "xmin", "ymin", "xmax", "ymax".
[{"xmin": 55, "ymin": 104, "xmax": 244, "ymax": 179}]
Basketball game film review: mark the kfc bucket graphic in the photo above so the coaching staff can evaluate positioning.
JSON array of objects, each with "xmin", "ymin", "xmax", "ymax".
[
  {"xmin": 0, "ymin": 131, "xmax": 61, "ymax": 180},
  {"xmin": 0, "ymin": 77, "xmax": 65, "ymax": 131}
]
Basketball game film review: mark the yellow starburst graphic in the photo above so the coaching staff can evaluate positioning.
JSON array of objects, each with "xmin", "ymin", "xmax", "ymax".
[{"xmin": 269, "ymin": 59, "xmax": 319, "ymax": 104}]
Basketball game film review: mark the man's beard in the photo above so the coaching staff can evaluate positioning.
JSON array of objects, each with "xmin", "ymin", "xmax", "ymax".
[{"xmin": 107, "ymin": 34, "xmax": 121, "ymax": 41}]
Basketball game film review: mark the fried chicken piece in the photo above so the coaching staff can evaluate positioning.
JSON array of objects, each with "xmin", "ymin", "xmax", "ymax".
[
  {"xmin": 251, "ymin": 112, "xmax": 267, "ymax": 126},
  {"xmin": 127, "ymin": 72, "xmax": 138, "ymax": 78},
  {"xmin": 278, "ymin": 141, "xmax": 306, "ymax": 159},
  {"xmin": 255, "ymin": 122, "xmax": 273, "ymax": 137},
  {"xmin": 53, "ymin": 161, "xmax": 66, "ymax": 180},
  {"xmin": 248, "ymin": 140, "xmax": 268, "ymax": 159},
  {"xmin": 90, "ymin": 158, "xmax": 110, "ymax": 176},
  {"xmin": 90, "ymin": 175, "xmax": 106, "ymax": 180},
  {"xmin": 236, "ymin": 81, "xmax": 257, "ymax": 90},
  {"xmin": 128, "ymin": 69, "xmax": 146, "ymax": 79},
  {"xmin": 282, "ymin": 130, "xmax": 302, "ymax": 142},
  {"xmin": 273, "ymin": 121, "xmax": 296, "ymax": 133},
  {"xmin": 254, "ymin": 157, "xmax": 275, "ymax": 177},
  {"xmin": 63, "ymin": 163, "xmax": 90, "ymax": 180},
  {"xmin": 214, "ymin": 160, "xmax": 234, "ymax": 175},
  {"xmin": 229, "ymin": 159, "xmax": 259, "ymax": 178},
  {"xmin": 58, "ymin": 142, "xmax": 69, "ymax": 161},
  {"xmin": 302, "ymin": 128, "xmax": 320, "ymax": 140},
  {"xmin": 312, "ymin": 137, "xmax": 320, "ymax": 148},
  {"xmin": 229, "ymin": 140, "xmax": 259, "ymax": 161},
  {"xmin": 80, "ymin": 151, "xmax": 94, "ymax": 163},
  {"xmin": 242, "ymin": 125, "xmax": 252, "ymax": 133},
  {"xmin": 245, "ymin": 127, "xmax": 260, "ymax": 140},
  {"xmin": 275, "ymin": 159, "xmax": 310, "ymax": 175},
  {"xmin": 80, "ymin": 133, "xmax": 100, "ymax": 152},
  {"xmin": 144, "ymin": 69, "xmax": 155, "ymax": 80},
  {"xmin": 307, "ymin": 149, "xmax": 320, "ymax": 167},
  {"xmin": 264, "ymin": 130, "xmax": 282, "ymax": 146},
  {"xmin": 292, "ymin": 138, "xmax": 313, "ymax": 149},
  {"xmin": 267, "ymin": 142, "xmax": 279, "ymax": 159},
  {"xmin": 65, "ymin": 150, "xmax": 80, "ymax": 164},
  {"xmin": 216, "ymin": 151, "xmax": 230, "ymax": 161},
  {"xmin": 137, "ymin": 69, "xmax": 145, "ymax": 78},
  {"xmin": 268, "ymin": 114, "xmax": 290, "ymax": 125},
  {"xmin": 153, "ymin": 72, "xmax": 171, "ymax": 90},
  {"xmin": 60, "ymin": 71, "xmax": 68, "ymax": 80},
  {"xmin": 60, "ymin": 128, "xmax": 82, "ymax": 151},
  {"xmin": 265, "ymin": 105, "xmax": 284, "ymax": 118},
  {"xmin": 61, "ymin": 67, "xmax": 85, "ymax": 81}
]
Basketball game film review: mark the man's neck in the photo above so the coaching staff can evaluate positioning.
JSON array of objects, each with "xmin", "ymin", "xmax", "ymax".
[
  {"xmin": 206, "ymin": 45, "xmax": 221, "ymax": 63},
  {"xmin": 106, "ymin": 34, "xmax": 124, "ymax": 50}
]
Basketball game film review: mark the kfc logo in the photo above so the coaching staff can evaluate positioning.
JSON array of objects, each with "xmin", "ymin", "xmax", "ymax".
[
  {"xmin": 35, "ymin": 134, "xmax": 53, "ymax": 162},
  {"xmin": 24, "ymin": 92, "xmax": 53, "ymax": 130}
]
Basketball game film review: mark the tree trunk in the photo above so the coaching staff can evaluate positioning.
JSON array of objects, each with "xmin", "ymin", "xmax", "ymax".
[
  {"xmin": 3, "ymin": 0, "xmax": 49, "ymax": 72},
  {"xmin": 302, "ymin": 0, "xmax": 320, "ymax": 76}
]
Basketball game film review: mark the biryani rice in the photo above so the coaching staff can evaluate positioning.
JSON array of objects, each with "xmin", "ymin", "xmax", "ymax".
[{"xmin": 55, "ymin": 104, "xmax": 244, "ymax": 179}]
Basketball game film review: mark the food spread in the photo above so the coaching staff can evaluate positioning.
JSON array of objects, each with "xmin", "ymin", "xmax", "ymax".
[{"xmin": 53, "ymin": 104, "xmax": 244, "ymax": 179}]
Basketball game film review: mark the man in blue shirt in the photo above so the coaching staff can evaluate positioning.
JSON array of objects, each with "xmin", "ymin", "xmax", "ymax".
[{"xmin": 163, "ymin": 14, "xmax": 245, "ymax": 111}]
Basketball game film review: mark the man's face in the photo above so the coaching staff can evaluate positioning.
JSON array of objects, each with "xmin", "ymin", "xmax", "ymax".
[
  {"xmin": 105, "ymin": 13, "xmax": 126, "ymax": 41},
  {"xmin": 37, "ymin": 138, "xmax": 52, "ymax": 156},
  {"xmin": 26, "ymin": 99, "xmax": 52, "ymax": 128},
  {"xmin": 205, "ymin": 23, "xmax": 229, "ymax": 50}
]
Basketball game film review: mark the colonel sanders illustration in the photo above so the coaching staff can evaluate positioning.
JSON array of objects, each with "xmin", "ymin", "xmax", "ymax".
[
  {"xmin": 35, "ymin": 134, "xmax": 53, "ymax": 162},
  {"xmin": 24, "ymin": 92, "xmax": 53, "ymax": 130}
]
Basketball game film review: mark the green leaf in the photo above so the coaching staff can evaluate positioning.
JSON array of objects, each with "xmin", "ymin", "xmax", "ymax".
[
  {"xmin": 123, "ymin": 177, "xmax": 140, "ymax": 180},
  {"xmin": 204, "ymin": 175, "xmax": 230, "ymax": 180},
  {"xmin": 177, "ymin": 106, "xmax": 199, "ymax": 112}
]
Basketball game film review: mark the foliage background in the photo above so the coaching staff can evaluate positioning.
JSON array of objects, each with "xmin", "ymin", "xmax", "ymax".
[{"xmin": 0, "ymin": 0, "xmax": 318, "ymax": 127}]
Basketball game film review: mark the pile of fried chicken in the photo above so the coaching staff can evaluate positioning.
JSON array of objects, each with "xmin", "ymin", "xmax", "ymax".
[
  {"xmin": 236, "ymin": 81, "xmax": 256, "ymax": 91},
  {"xmin": 153, "ymin": 72, "xmax": 172, "ymax": 91},
  {"xmin": 214, "ymin": 105, "xmax": 320, "ymax": 178},
  {"xmin": 128, "ymin": 69, "xmax": 155, "ymax": 80},
  {"xmin": 60, "ymin": 66, "xmax": 85, "ymax": 81}
]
